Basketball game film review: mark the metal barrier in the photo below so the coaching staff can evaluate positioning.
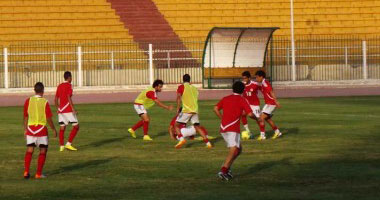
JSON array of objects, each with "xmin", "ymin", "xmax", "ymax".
[{"xmin": 1, "ymin": 36, "xmax": 380, "ymax": 89}]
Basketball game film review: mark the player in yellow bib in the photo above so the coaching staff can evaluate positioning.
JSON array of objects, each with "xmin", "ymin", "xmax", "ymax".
[
  {"xmin": 174, "ymin": 74, "xmax": 212, "ymax": 149},
  {"xmin": 128, "ymin": 80, "xmax": 173, "ymax": 141}
]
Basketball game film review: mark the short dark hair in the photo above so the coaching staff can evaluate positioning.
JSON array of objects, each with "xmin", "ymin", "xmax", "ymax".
[
  {"xmin": 255, "ymin": 70, "xmax": 266, "ymax": 78},
  {"xmin": 183, "ymin": 74, "xmax": 191, "ymax": 82},
  {"xmin": 233, "ymin": 81, "xmax": 245, "ymax": 94},
  {"xmin": 242, "ymin": 71, "xmax": 251, "ymax": 78},
  {"xmin": 152, "ymin": 79, "xmax": 164, "ymax": 88},
  {"xmin": 64, "ymin": 71, "xmax": 72, "ymax": 80},
  {"xmin": 34, "ymin": 82, "xmax": 44, "ymax": 93}
]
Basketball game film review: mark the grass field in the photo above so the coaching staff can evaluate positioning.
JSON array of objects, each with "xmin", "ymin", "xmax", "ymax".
[{"xmin": 0, "ymin": 96, "xmax": 380, "ymax": 200}]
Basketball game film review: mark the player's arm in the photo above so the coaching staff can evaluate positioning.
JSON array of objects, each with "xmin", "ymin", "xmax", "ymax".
[
  {"xmin": 213, "ymin": 106, "xmax": 223, "ymax": 119},
  {"xmin": 176, "ymin": 93, "xmax": 182, "ymax": 113},
  {"xmin": 54, "ymin": 96, "xmax": 59, "ymax": 109},
  {"xmin": 68, "ymin": 95, "xmax": 77, "ymax": 114},
  {"xmin": 154, "ymin": 99, "xmax": 173, "ymax": 111},
  {"xmin": 47, "ymin": 117, "xmax": 57, "ymax": 138},
  {"xmin": 270, "ymin": 90, "xmax": 281, "ymax": 108},
  {"xmin": 23, "ymin": 116, "xmax": 28, "ymax": 136},
  {"xmin": 168, "ymin": 125, "xmax": 176, "ymax": 140}
]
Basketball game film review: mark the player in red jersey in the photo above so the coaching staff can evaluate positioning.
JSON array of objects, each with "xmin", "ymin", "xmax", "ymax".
[
  {"xmin": 241, "ymin": 71, "xmax": 261, "ymax": 139},
  {"xmin": 255, "ymin": 70, "xmax": 282, "ymax": 140},
  {"xmin": 168, "ymin": 107, "xmax": 209, "ymax": 142},
  {"xmin": 214, "ymin": 81, "xmax": 256, "ymax": 181},
  {"xmin": 128, "ymin": 80, "xmax": 173, "ymax": 141},
  {"xmin": 55, "ymin": 71, "xmax": 79, "ymax": 151},
  {"xmin": 23, "ymin": 82, "xmax": 57, "ymax": 179}
]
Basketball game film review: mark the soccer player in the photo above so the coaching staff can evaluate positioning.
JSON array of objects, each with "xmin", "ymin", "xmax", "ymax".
[
  {"xmin": 214, "ymin": 81, "xmax": 255, "ymax": 181},
  {"xmin": 241, "ymin": 71, "xmax": 261, "ymax": 139},
  {"xmin": 55, "ymin": 71, "xmax": 79, "ymax": 151},
  {"xmin": 24, "ymin": 82, "xmax": 57, "ymax": 179},
  {"xmin": 255, "ymin": 70, "xmax": 282, "ymax": 140},
  {"xmin": 168, "ymin": 107, "xmax": 209, "ymax": 141},
  {"xmin": 174, "ymin": 74, "xmax": 212, "ymax": 149},
  {"xmin": 128, "ymin": 79, "xmax": 173, "ymax": 141}
]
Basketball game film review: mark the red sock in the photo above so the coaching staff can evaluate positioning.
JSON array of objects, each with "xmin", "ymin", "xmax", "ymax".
[
  {"xmin": 59, "ymin": 128, "xmax": 65, "ymax": 146},
  {"xmin": 24, "ymin": 152, "xmax": 33, "ymax": 173},
  {"xmin": 221, "ymin": 166, "xmax": 228, "ymax": 174},
  {"xmin": 36, "ymin": 153, "xmax": 46, "ymax": 175},
  {"xmin": 242, "ymin": 115, "xmax": 248, "ymax": 125},
  {"xmin": 259, "ymin": 123, "xmax": 265, "ymax": 132},
  {"xmin": 200, "ymin": 127, "xmax": 209, "ymax": 143},
  {"xmin": 143, "ymin": 121, "xmax": 149, "ymax": 135},
  {"xmin": 272, "ymin": 126, "xmax": 278, "ymax": 131},
  {"xmin": 68, "ymin": 126, "xmax": 79, "ymax": 143},
  {"xmin": 132, "ymin": 120, "xmax": 144, "ymax": 131}
]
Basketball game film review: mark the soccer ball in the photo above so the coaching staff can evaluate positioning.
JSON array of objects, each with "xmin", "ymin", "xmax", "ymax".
[{"xmin": 241, "ymin": 131, "xmax": 250, "ymax": 140}]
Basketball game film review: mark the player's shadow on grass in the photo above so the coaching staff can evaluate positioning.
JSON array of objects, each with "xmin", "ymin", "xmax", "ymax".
[
  {"xmin": 48, "ymin": 157, "xmax": 116, "ymax": 176},
  {"xmin": 280, "ymin": 127, "xmax": 299, "ymax": 136},
  {"xmin": 80, "ymin": 136, "xmax": 128, "ymax": 149},
  {"xmin": 155, "ymin": 131, "xmax": 169, "ymax": 138},
  {"xmin": 239, "ymin": 157, "xmax": 293, "ymax": 177}
]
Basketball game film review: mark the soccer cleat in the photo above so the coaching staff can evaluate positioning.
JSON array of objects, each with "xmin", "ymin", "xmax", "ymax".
[
  {"xmin": 227, "ymin": 170, "xmax": 233, "ymax": 179},
  {"xmin": 128, "ymin": 128, "xmax": 137, "ymax": 138},
  {"xmin": 65, "ymin": 144, "xmax": 77, "ymax": 151},
  {"xmin": 35, "ymin": 174, "xmax": 47, "ymax": 179},
  {"xmin": 218, "ymin": 172, "xmax": 231, "ymax": 181},
  {"xmin": 241, "ymin": 131, "xmax": 251, "ymax": 140},
  {"xmin": 271, "ymin": 131, "xmax": 282, "ymax": 139},
  {"xmin": 175, "ymin": 139, "xmax": 187, "ymax": 149},
  {"xmin": 206, "ymin": 142, "xmax": 213, "ymax": 149},
  {"xmin": 256, "ymin": 135, "xmax": 266, "ymax": 141},
  {"xmin": 24, "ymin": 171, "xmax": 30, "ymax": 179},
  {"xmin": 143, "ymin": 135, "xmax": 153, "ymax": 141},
  {"xmin": 59, "ymin": 146, "xmax": 65, "ymax": 152}
]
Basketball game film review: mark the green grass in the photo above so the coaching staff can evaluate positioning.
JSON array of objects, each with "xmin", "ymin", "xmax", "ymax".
[{"xmin": 1, "ymin": 96, "xmax": 380, "ymax": 200}]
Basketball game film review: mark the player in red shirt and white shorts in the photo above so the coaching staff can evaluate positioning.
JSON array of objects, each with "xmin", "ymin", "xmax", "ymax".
[
  {"xmin": 55, "ymin": 71, "xmax": 80, "ymax": 151},
  {"xmin": 241, "ymin": 71, "xmax": 261, "ymax": 139},
  {"xmin": 168, "ymin": 107, "xmax": 209, "ymax": 142},
  {"xmin": 23, "ymin": 82, "xmax": 57, "ymax": 179},
  {"xmin": 255, "ymin": 70, "xmax": 282, "ymax": 140},
  {"xmin": 214, "ymin": 81, "xmax": 256, "ymax": 181}
]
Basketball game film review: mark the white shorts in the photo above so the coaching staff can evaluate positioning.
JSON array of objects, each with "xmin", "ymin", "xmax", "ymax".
[
  {"xmin": 176, "ymin": 112, "xmax": 200, "ymax": 125},
  {"xmin": 58, "ymin": 112, "xmax": 79, "ymax": 126},
  {"xmin": 262, "ymin": 104, "xmax": 276, "ymax": 116},
  {"xmin": 26, "ymin": 136, "xmax": 48, "ymax": 147},
  {"xmin": 134, "ymin": 104, "xmax": 147, "ymax": 115},
  {"xmin": 221, "ymin": 132, "xmax": 241, "ymax": 148},
  {"xmin": 181, "ymin": 126, "xmax": 196, "ymax": 138},
  {"xmin": 250, "ymin": 105, "xmax": 261, "ymax": 118}
]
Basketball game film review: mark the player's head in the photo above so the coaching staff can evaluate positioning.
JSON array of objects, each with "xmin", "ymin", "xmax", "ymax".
[
  {"xmin": 241, "ymin": 71, "xmax": 251, "ymax": 83},
  {"xmin": 34, "ymin": 82, "xmax": 44, "ymax": 95},
  {"xmin": 232, "ymin": 81, "xmax": 245, "ymax": 94},
  {"xmin": 64, "ymin": 71, "xmax": 72, "ymax": 82},
  {"xmin": 255, "ymin": 70, "xmax": 266, "ymax": 82},
  {"xmin": 183, "ymin": 74, "xmax": 191, "ymax": 83},
  {"xmin": 153, "ymin": 79, "xmax": 164, "ymax": 92}
]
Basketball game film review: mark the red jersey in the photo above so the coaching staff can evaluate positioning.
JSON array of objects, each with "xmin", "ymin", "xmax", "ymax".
[
  {"xmin": 260, "ymin": 79, "xmax": 276, "ymax": 105},
  {"xmin": 243, "ymin": 81, "xmax": 260, "ymax": 106},
  {"xmin": 216, "ymin": 94, "xmax": 252, "ymax": 133},
  {"xmin": 55, "ymin": 82, "xmax": 73, "ymax": 113},
  {"xmin": 170, "ymin": 114, "xmax": 185, "ymax": 136},
  {"xmin": 177, "ymin": 84, "xmax": 184, "ymax": 95},
  {"xmin": 23, "ymin": 96, "xmax": 53, "ymax": 137}
]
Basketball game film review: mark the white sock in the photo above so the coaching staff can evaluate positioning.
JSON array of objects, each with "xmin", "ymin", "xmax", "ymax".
[
  {"xmin": 243, "ymin": 124, "xmax": 250, "ymax": 132},
  {"xmin": 260, "ymin": 132, "xmax": 265, "ymax": 137},
  {"xmin": 275, "ymin": 129, "xmax": 280, "ymax": 133},
  {"xmin": 66, "ymin": 142, "xmax": 72, "ymax": 146}
]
